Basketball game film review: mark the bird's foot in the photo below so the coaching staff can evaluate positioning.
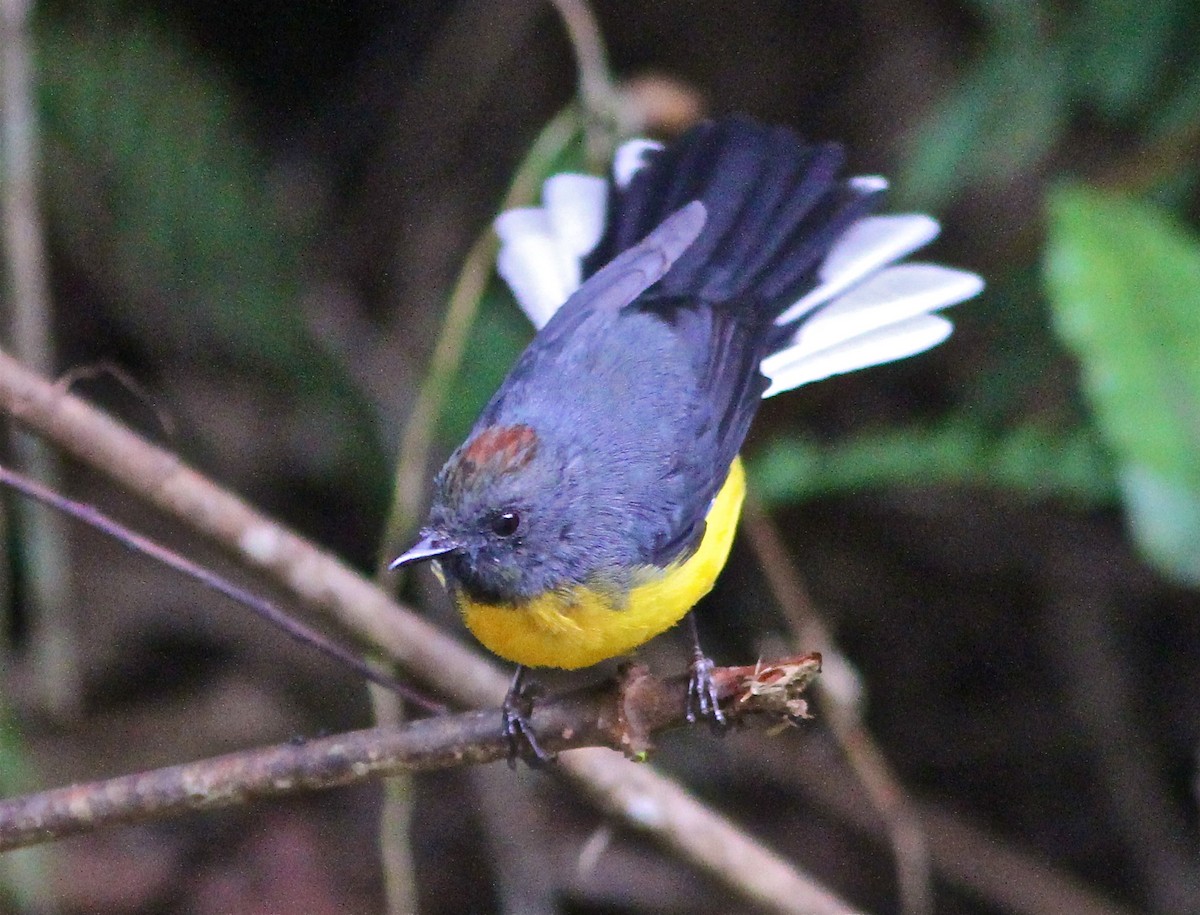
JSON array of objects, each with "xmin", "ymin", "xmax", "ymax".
[
  {"xmin": 686, "ymin": 652, "xmax": 728, "ymax": 733},
  {"xmin": 502, "ymin": 667, "xmax": 555, "ymax": 768}
]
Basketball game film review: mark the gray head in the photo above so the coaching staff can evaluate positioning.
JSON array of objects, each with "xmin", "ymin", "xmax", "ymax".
[{"xmin": 391, "ymin": 422, "xmax": 632, "ymax": 605}]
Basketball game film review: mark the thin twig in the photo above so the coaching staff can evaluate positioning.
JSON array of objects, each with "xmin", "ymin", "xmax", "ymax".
[
  {"xmin": 0, "ymin": 658, "xmax": 819, "ymax": 851},
  {"xmin": 371, "ymin": 108, "xmax": 584, "ymax": 915},
  {"xmin": 742, "ymin": 499, "xmax": 934, "ymax": 915},
  {"xmin": 561, "ymin": 742, "xmax": 859, "ymax": 915},
  {"xmin": 545, "ymin": 0, "xmax": 621, "ymax": 168},
  {"xmin": 379, "ymin": 8, "xmax": 616, "ymax": 571},
  {"xmin": 745, "ymin": 732, "xmax": 1144, "ymax": 915},
  {"xmin": 58, "ymin": 361, "xmax": 177, "ymax": 438},
  {"xmin": 0, "ymin": 461, "xmax": 444, "ymax": 713},
  {"xmin": 0, "ymin": 0, "xmax": 52, "ymax": 379},
  {"xmin": 370, "ymin": 679, "xmax": 420, "ymax": 915},
  {"xmin": 373, "ymin": 101, "xmax": 599, "ymax": 915},
  {"xmin": 376, "ymin": 228, "xmax": 493, "ymax": 575},
  {"xmin": 0, "ymin": 348, "xmax": 864, "ymax": 915},
  {"xmin": 741, "ymin": 502, "xmax": 1149, "ymax": 915},
  {"xmin": 1, "ymin": 0, "xmax": 79, "ymax": 720},
  {"xmin": 1046, "ymin": 570, "xmax": 1200, "ymax": 915},
  {"xmin": 0, "ymin": 4, "xmax": 67, "ymax": 905},
  {"xmin": 375, "ymin": 106, "xmax": 581, "ymax": 573}
]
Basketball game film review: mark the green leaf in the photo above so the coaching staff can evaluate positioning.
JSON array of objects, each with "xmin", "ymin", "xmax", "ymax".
[
  {"xmin": 1066, "ymin": 0, "xmax": 1184, "ymax": 120},
  {"xmin": 39, "ymin": 24, "xmax": 302, "ymax": 367},
  {"xmin": 749, "ymin": 421, "xmax": 1115, "ymax": 507},
  {"xmin": 35, "ymin": 20, "xmax": 383, "ymax": 479},
  {"xmin": 898, "ymin": 35, "xmax": 1067, "ymax": 209},
  {"xmin": 439, "ymin": 278, "xmax": 532, "ymax": 446},
  {"xmin": 1045, "ymin": 184, "xmax": 1200, "ymax": 586}
]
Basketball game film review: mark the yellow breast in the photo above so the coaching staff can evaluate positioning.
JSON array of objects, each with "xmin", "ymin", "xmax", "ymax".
[{"xmin": 457, "ymin": 457, "xmax": 746, "ymax": 669}]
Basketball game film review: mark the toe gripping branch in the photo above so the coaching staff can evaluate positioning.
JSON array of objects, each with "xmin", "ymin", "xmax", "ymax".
[
  {"xmin": 499, "ymin": 650, "xmax": 824, "ymax": 767},
  {"xmin": 686, "ymin": 651, "xmax": 728, "ymax": 731},
  {"xmin": 501, "ymin": 648, "xmax": 729, "ymax": 767},
  {"xmin": 502, "ymin": 665, "xmax": 554, "ymax": 767},
  {"xmin": 685, "ymin": 611, "xmax": 727, "ymax": 732}
]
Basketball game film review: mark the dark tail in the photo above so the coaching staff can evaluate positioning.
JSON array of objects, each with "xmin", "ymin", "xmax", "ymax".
[{"xmin": 582, "ymin": 117, "xmax": 884, "ymax": 323}]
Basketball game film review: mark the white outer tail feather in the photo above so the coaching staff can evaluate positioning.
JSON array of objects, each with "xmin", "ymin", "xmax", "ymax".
[
  {"xmin": 775, "ymin": 214, "xmax": 941, "ymax": 325},
  {"xmin": 542, "ymin": 174, "xmax": 608, "ymax": 265},
  {"xmin": 493, "ymin": 138, "xmax": 983, "ymax": 395},
  {"xmin": 762, "ymin": 314, "xmax": 954, "ymax": 396},
  {"xmin": 494, "ymin": 173, "xmax": 609, "ymax": 329}
]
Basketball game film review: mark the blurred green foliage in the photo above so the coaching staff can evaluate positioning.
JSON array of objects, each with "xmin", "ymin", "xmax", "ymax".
[
  {"xmin": 750, "ymin": 421, "xmax": 1115, "ymax": 507},
  {"xmin": 23, "ymin": 3, "xmax": 1200, "ymax": 591},
  {"xmin": 436, "ymin": 108, "xmax": 591, "ymax": 448},
  {"xmin": 899, "ymin": 16, "xmax": 1065, "ymax": 209},
  {"xmin": 900, "ymin": 0, "xmax": 1200, "ymax": 209},
  {"xmin": 440, "ymin": 281, "xmax": 532, "ymax": 445},
  {"xmin": 1046, "ymin": 186, "xmax": 1200, "ymax": 586},
  {"xmin": 812, "ymin": 0, "xmax": 1200, "ymax": 588},
  {"xmin": 41, "ymin": 22, "xmax": 299, "ymax": 367},
  {"xmin": 37, "ymin": 18, "xmax": 383, "ymax": 479},
  {"xmin": 0, "ymin": 710, "xmax": 48, "ymax": 910}
]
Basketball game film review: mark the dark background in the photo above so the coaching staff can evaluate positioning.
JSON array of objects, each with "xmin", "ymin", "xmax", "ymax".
[{"xmin": 2, "ymin": 0, "xmax": 1198, "ymax": 913}]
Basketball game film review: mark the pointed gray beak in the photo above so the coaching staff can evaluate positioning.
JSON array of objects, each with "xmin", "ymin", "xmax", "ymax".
[{"xmin": 388, "ymin": 531, "xmax": 460, "ymax": 571}]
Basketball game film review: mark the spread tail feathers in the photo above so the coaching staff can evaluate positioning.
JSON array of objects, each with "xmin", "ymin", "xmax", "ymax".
[{"xmin": 494, "ymin": 117, "xmax": 983, "ymax": 396}]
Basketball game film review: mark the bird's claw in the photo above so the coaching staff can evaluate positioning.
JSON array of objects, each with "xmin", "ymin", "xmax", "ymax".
[
  {"xmin": 502, "ymin": 670, "xmax": 555, "ymax": 768},
  {"xmin": 686, "ymin": 652, "xmax": 728, "ymax": 732}
]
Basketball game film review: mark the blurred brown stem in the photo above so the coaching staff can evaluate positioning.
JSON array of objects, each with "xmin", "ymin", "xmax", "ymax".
[
  {"xmin": 0, "ymin": 461, "xmax": 442, "ymax": 711},
  {"xmin": 0, "ymin": 348, "xmax": 864, "ymax": 915},
  {"xmin": 375, "ymin": 10, "xmax": 618, "ymax": 898},
  {"xmin": 1, "ymin": 0, "xmax": 79, "ymax": 723},
  {"xmin": 546, "ymin": 0, "xmax": 620, "ymax": 167},
  {"xmin": 375, "ymin": 106, "xmax": 581, "ymax": 574},
  {"xmin": 371, "ymin": 107, "xmax": 586, "ymax": 915},
  {"xmin": 742, "ymin": 499, "xmax": 934, "ymax": 915},
  {"xmin": 1047, "ymin": 574, "xmax": 1200, "ymax": 915},
  {"xmin": 0, "ymin": 658, "xmax": 818, "ymax": 849},
  {"xmin": 745, "ymin": 731, "xmax": 1144, "ymax": 915}
]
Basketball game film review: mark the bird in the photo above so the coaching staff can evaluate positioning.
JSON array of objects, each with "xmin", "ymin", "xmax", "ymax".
[{"xmin": 391, "ymin": 117, "xmax": 983, "ymax": 756}]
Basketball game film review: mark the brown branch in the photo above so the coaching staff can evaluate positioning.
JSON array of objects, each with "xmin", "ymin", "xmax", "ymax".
[
  {"xmin": 1, "ymin": 0, "xmax": 80, "ymax": 720},
  {"xmin": 0, "ymin": 658, "xmax": 819, "ymax": 852},
  {"xmin": 0, "ymin": 349, "xmax": 864, "ymax": 915},
  {"xmin": 745, "ymin": 732, "xmax": 1145, "ymax": 915},
  {"xmin": 0, "ymin": 461, "xmax": 444, "ymax": 712},
  {"xmin": 376, "ymin": 106, "xmax": 580, "ymax": 573},
  {"xmin": 0, "ymin": 346, "xmax": 505, "ymax": 703},
  {"xmin": 743, "ymin": 500, "xmax": 934, "ymax": 915},
  {"xmin": 741, "ymin": 507, "xmax": 1144, "ymax": 915}
]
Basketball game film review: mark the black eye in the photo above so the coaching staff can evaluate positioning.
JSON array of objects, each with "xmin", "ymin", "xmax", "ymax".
[{"xmin": 491, "ymin": 510, "xmax": 520, "ymax": 537}]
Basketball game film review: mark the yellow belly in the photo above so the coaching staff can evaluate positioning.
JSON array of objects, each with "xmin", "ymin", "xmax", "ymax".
[{"xmin": 458, "ymin": 457, "xmax": 746, "ymax": 669}]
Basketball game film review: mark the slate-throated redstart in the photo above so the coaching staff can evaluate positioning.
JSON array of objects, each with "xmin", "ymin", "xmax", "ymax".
[{"xmin": 391, "ymin": 117, "xmax": 982, "ymax": 749}]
